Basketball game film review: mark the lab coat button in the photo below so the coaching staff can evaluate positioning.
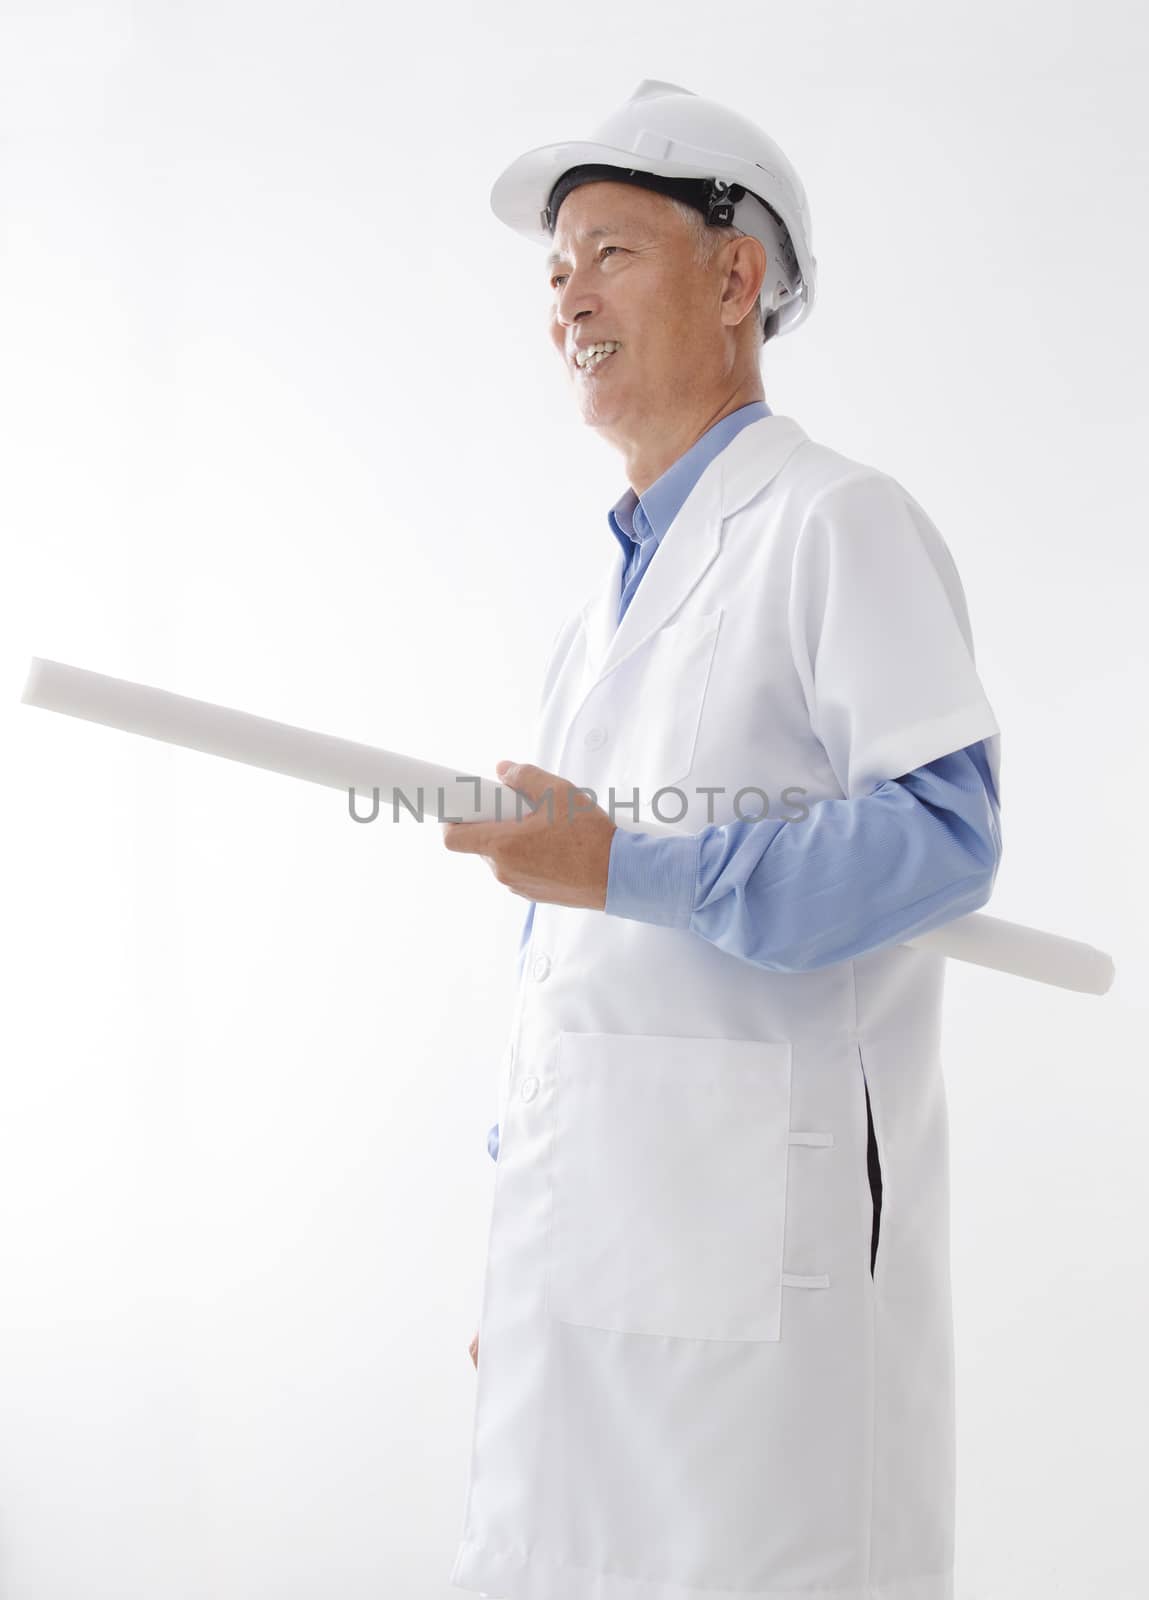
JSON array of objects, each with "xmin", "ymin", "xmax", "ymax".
[
  {"xmin": 520, "ymin": 1076, "xmax": 539, "ymax": 1101},
  {"xmin": 531, "ymin": 952, "xmax": 551, "ymax": 981},
  {"xmin": 584, "ymin": 725, "xmax": 607, "ymax": 750}
]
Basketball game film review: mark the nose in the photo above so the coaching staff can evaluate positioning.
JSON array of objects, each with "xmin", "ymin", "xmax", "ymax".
[{"xmin": 554, "ymin": 268, "xmax": 602, "ymax": 330}]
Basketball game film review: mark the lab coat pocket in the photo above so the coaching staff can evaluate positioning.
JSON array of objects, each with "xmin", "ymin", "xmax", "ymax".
[
  {"xmin": 616, "ymin": 609, "xmax": 722, "ymax": 805},
  {"xmin": 547, "ymin": 1030, "xmax": 792, "ymax": 1342}
]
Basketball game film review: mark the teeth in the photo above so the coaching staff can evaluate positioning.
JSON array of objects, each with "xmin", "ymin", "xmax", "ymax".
[{"xmin": 576, "ymin": 340, "xmax": 621, "ymax": 368}]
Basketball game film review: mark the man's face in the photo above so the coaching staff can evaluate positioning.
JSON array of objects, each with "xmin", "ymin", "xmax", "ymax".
[{"xmin": 545, "ymin": 181, "xmax": 745, "ymax": 439}]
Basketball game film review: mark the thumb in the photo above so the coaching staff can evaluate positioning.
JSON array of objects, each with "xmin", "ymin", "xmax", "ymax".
[{"xmin": 495, "ymin": 760, "xmax": 556, "ymax": 798}]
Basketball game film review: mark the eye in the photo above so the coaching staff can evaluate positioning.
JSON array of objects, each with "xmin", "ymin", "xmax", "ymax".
[{"xmin": 550, "ymin": 245, "xmax": 621, "ymax": 289}]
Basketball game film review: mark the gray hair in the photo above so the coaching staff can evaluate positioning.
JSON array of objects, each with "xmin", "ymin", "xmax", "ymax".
[
  {"xmin": 661, "ymin": 194, "xmax": 768, "ymax": 345},
  {"xmin": 662, "ymin": 194, "xmax": 745, "ymax": 265}
]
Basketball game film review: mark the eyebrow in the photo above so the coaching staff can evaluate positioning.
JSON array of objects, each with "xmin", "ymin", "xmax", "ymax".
[{"xmin": 546, "ymin": 226, "xmax": 622, "ymax": 274}]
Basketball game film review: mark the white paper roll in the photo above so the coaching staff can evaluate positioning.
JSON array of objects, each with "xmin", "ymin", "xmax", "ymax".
[
  {"xmin": 21, "ymin": 656, "xmax": 514, "ymax": 823},
  {"xmin": 20, "ymin": 657, "xmax": 1116, "ymax": 995},
  {"xmin": 904, "ymin": 911, "xmax": 1115, "ymax": 995}
]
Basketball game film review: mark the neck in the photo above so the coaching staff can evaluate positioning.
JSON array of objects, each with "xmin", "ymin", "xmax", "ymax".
[{"xmin": 620, "ymin": 373, "xmax": 766, "ymax": 496}]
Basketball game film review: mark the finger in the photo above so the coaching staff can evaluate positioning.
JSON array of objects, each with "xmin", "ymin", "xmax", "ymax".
[{"xmin": 442, "ymin": 821, "xmax": 495, "ymax": 854}]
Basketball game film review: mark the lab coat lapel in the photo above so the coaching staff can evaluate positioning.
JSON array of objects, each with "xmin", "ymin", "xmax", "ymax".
[{"xmin": 578, "ymin": 414, "xmax": 809, "ymax": 692}]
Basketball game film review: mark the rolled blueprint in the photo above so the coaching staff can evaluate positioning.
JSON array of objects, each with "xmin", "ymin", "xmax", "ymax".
[
  {"xmin": 21, "ymin": 656, "xmax": 512, "ymax": 823},
  {"xmin": 21, "ymin": 657, "xmax": 1116, "ymax": 995},
  {"xmin": 905, "ymin": 912, "xmax": 1115, "ymax": 995}
]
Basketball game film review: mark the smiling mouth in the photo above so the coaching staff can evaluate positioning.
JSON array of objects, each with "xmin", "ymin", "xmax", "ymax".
[{"xmin": 575, "ymin": 347, "xmax": 620, "ymax": 375}]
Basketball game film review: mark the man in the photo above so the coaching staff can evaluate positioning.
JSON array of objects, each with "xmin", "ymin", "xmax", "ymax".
[{"xmin": 443, "ymin": 80, "xmax": 1001, "ymax": 1600}]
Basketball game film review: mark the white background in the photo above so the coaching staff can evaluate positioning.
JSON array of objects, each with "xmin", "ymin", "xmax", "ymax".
[{"xmin": 1, "ymin": 3, "xmax": 1145, "ymax": 1596}]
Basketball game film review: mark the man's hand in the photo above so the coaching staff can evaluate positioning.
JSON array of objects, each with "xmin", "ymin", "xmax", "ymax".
[
  {"xmin": 441, "ymin": 760, "xmax": 616, "ymax": 911},
  {"xmin": 469, "ymin": 1329, "xmax": 479, "ymax": 1369}
]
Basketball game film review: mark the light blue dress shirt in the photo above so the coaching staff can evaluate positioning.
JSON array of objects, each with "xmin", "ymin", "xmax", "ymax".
[{"xmin": 487, "ymin": 402, "xmax": 1001, "ymax": 1163}]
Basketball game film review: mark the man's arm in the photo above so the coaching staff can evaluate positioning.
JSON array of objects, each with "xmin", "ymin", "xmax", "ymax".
[{"xmin": 603, "ymin": 740, "xmax": 1001, "ymax": 972}]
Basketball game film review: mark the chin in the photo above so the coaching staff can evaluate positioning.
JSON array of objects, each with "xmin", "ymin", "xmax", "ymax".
[{"xmin": 579, "ymin": 403, "xmax": 620, "ymax": 428}]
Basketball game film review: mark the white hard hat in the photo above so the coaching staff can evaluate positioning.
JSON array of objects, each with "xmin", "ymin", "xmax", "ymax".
[{"xmin": 489, "ymin": 78, "xmax": 817, "ymax": 341}]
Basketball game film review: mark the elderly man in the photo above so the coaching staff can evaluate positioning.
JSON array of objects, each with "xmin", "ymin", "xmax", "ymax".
[{"xmin": 444, "ymin": 81, "xmax": 1001, "ymax": 1600}]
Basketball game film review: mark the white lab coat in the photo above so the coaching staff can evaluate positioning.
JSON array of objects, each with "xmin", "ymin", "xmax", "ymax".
[{"xmin": 450, "ymin": 413, "xmax": 1002, "ymax": 1600}]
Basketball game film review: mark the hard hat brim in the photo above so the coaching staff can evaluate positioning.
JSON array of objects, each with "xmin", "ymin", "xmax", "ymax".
[{"xmin": 490, "ymin": 138, "xmax": 751, "ymax": 244}]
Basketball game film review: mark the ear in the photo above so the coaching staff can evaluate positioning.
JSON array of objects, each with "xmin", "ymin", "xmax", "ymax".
[{"xmin": 720, "ymin": 234, "xmax": 768, "ymax": 328}]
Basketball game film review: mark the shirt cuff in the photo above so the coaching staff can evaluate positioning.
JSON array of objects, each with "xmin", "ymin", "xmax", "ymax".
[{"xmin": 604, "ymin": 827, "xmax": 701, "ymax": 930}]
